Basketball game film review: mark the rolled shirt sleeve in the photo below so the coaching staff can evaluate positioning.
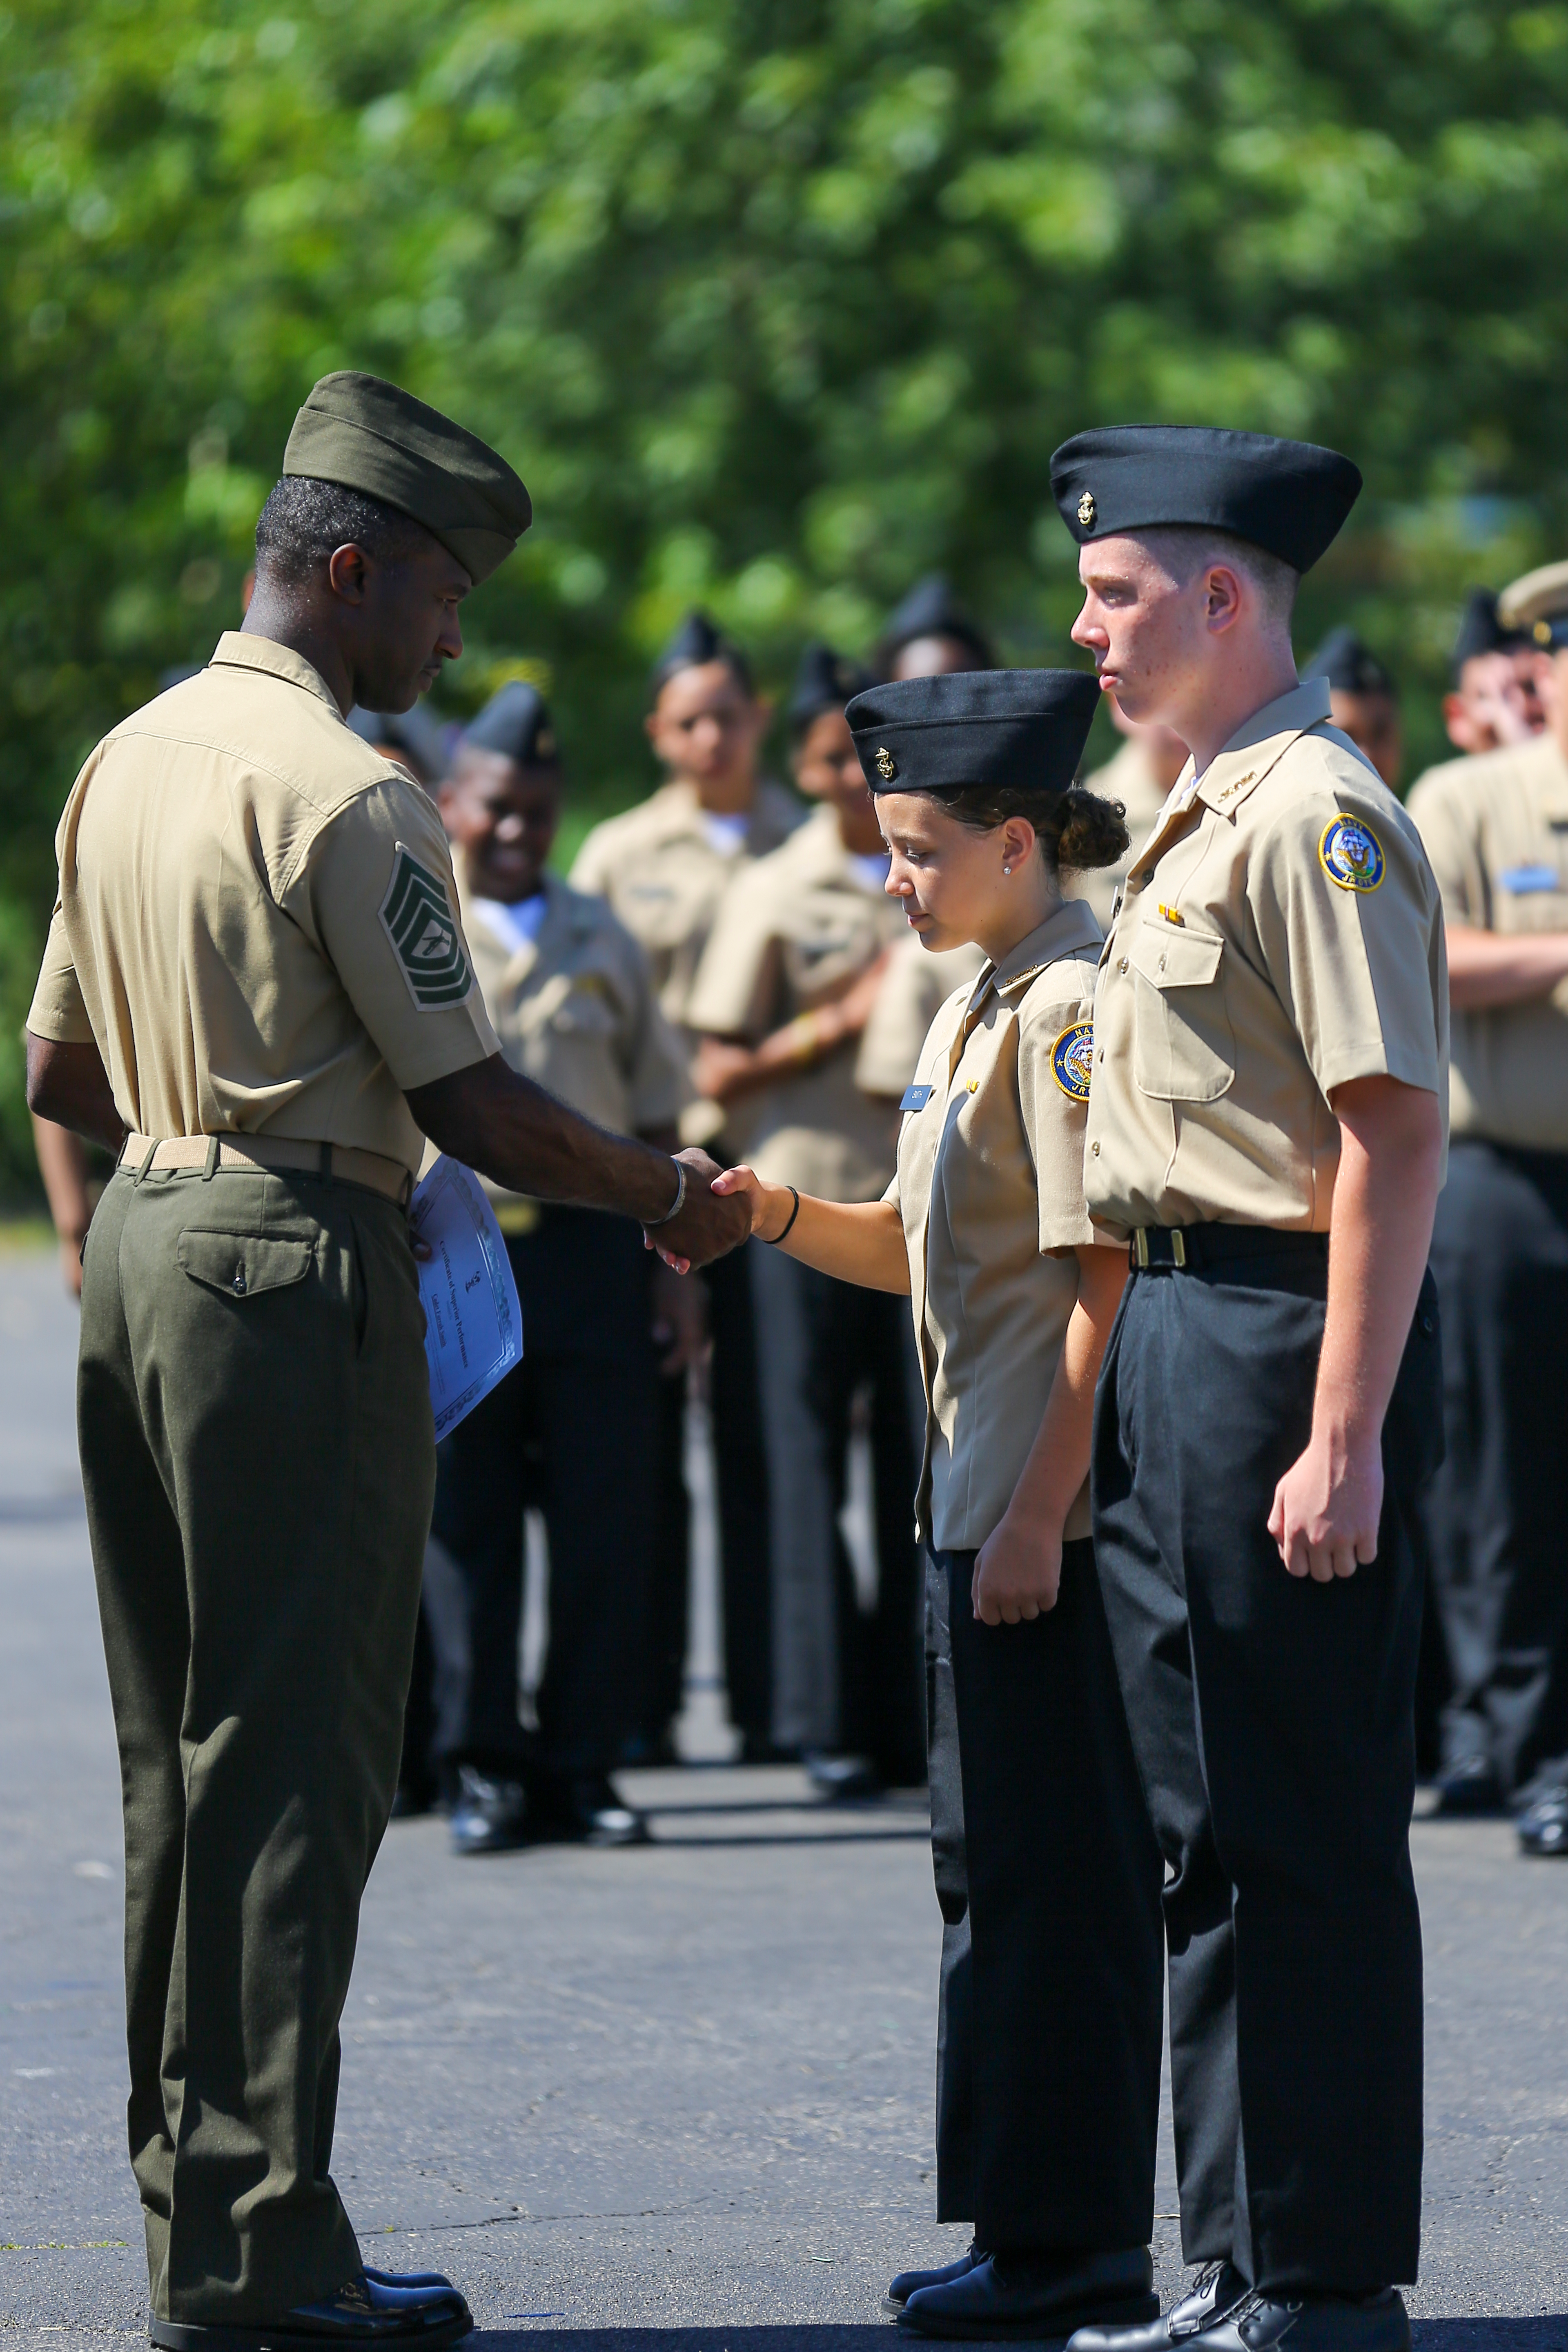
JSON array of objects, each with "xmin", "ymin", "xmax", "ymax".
[{"xmin": 27, "ymin": 903, "xmax": 96, "ymax": 1045}]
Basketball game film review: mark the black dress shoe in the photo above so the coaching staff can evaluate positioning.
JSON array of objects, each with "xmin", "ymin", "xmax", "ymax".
[
  {"xmin": 1430, "ymin": 1756, "xmax": 1504, "ymax": 1816},
  {"xmin": 882, "ymin": 2240, "xmax": 986, "ymax": 2315},
  {"xmin": 149, "ymin": 2268, "xmax": 474, "ymax": 2347},
  {"xmin": 1067, "ymin": 2262, "xmax": 1250, "ymax": 2352},
  {"xmin": 362, "ymin": 2267, "xmax": 453, "ymax": 2290},
  {"xmin": 1518, "ymin": 1778, "xmax": 1568, "ymax": 1854},
  {"xmin": 900, "ymin": 2246, "xmax": 1156, "ymax": 2339},
  {"xmin": 534, "ymin": 1771, "xmax": 651, "ymax": 1846},
  {"xmin": 449, "ymin": 1764, "xmax": 529, "ymax": 1855},
  {"xmin": 1146, "ymin": 2290, "xmax": 1409, "ymax": 2352},
  {"xmin": 804, "ymin": 1752, "xmax": 884, "ymax": 1802}
]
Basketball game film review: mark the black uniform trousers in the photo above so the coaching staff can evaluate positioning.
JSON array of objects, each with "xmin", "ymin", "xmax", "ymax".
[
  {"xmin": 925, "ymin": 1540, "xmax": 1164, "ymax": 2252},
  {"xmin": 1093, "ymin": 1236, "xmax": 1441, "ymax": 2296},
  {"xmin": 924, "ymin": 1548, "xmax": 974, "ymax": 2223},
  {"xmin": 640, "ymin": 1240, "xmax": 773, "ymax": 1752},
  {"xmin": 1418, "ymin": 1135, "xmax": 1568, "ymax": 1791},
  {"xmin": 424, "ymin": 1207, "xmax": 658, "ymax": 1780}
]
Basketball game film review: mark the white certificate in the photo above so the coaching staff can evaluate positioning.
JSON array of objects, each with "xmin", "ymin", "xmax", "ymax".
[{"xmin": 409, "ymin": 1156, "xmax": 523, "ymax": 1439}]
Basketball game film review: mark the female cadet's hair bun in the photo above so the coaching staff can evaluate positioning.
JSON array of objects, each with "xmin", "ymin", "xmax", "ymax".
[{"xmin": 937, "ymin": 780, "xmax": 1130, "ymax": 873}]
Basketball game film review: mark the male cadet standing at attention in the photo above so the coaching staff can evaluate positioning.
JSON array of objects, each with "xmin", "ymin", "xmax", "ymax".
[
  {"xmin": 571, "ymin": 613, "xmax": 799, "ymax": 1763},
  {"xmin": 24, "ymin": 372, "xmax": 745, "ymax": 2352},
  {"xmin": 1046, "ymin": 428, "xmax": 1448, "ymax": 2352},
  {"xmin": 1405, "ymin": 560, "xmax": 1568, "ymax": 1853}
]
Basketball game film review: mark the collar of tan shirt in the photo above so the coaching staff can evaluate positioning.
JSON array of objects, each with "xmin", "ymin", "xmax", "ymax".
[
  {"xmin": 207, "ymin": 630, "xmax": 345, "ymax": 715},
  {"xmin": 1135, "ymin": 677, "xmax": 1339, "ymax": 877},
  {"xmin": 977, "ymin": 895, "xmax": 1105, "ymax": 1007}
]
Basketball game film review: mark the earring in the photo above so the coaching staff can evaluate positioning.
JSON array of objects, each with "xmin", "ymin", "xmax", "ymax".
[{"xmin": 1002, "ymin": 864, "xmax": 1012, "ymax": 877}]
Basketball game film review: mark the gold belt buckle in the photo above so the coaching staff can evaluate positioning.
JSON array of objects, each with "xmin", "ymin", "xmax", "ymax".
[
  {"xmin": 1171, "ymin": 1228, "xmax": 1187, "ymax": 1268},
  {"xmin": 1134, "ymin": 1228, "xmax": 1150, "ymax": 1269}
]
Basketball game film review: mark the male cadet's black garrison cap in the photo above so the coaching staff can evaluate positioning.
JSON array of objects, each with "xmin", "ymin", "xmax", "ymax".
[
  {"xmin": 1049, "ymin": 426, "xmax": 1362, "ymax": 575},
  {"xmin": 462, "ymin": 680, "xmax": 559, "ymax": 767},
  {"xmin": 846, "ymin": 668, "xmax": 1101, "ymax": 795},
  {"xmin": 788, "ymin": 642, "xmax": 874, "ymax": 735},
  {"xmin": 283, "ymin": 371, "xmax": 531, "ymax": 586},
  {"xmin": 1498, "ymin": 560, "xmax": 1568, "ymax": 654},
  {"xmin": 346, "ymin": 700, "xmax": 447, "ymax": 780},
  {"xmin": 876, "ymin": 574, "xmax": 993, "ymax": 670},
  {"xmin": 1304, "ymin": 626, "xmax": 1396, "ymax": 699},
  {"xmin": 648, "ymin": 609, "xmax": 753, "ymax": 693}
]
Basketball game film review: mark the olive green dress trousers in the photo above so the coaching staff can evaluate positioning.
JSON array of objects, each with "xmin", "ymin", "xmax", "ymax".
[{"xmin": 77, "ymin": 1165, "xmax": 434, "ymax": 2327}]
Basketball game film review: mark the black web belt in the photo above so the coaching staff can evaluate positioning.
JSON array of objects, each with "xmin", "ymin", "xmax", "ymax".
[{"xmin": 1129, "ymin": 1225, "xmax": 1329, "ymax": 1272}]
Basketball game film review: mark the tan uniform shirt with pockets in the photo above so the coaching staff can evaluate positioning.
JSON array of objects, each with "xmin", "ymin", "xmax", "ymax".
[
  {"xmin": 889, "ymin": 900, "xmax": 1106, "ymax": 1552},
  {"xmin": 686, "ymin": 804, "xmax": 911, "ymax": 1201},
  {"xmin": 855, "ymin": 933, "xmax": 989, "ymax": 1100},
  {"xmin": 568, "ymin": 776, "xmax": 803, "ymax": 1030},
  {"xmin": 1406, "ymin": 733, "xmax": 1568, "ymax": 1151},
  {"xmin": 1084, "ymin": 678, "xmax": 1448, "ymax": 1235},
  {"xmin": 27, "ymin": 633, "xmax": 498, "ymax": 1178},
  {"xmin": 457, "ymin": 869, "xmax": 690, "ymax": 1219}
]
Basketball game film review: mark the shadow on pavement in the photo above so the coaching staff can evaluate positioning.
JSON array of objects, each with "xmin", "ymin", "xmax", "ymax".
[{"xmin": 470, "ymin": 2326, "xmax": 1568, "ymax": 2352}]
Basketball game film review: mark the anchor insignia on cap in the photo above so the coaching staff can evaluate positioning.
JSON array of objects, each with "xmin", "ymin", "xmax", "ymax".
[
  {"xmin": 875, "ymin": 746, "xmax": 897, "ymax": 780},
  {"xmin": 1078, "ymin": 490, "xmax": 1097, "ymax": 530}
]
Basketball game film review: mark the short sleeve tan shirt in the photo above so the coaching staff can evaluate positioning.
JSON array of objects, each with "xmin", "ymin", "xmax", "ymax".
[
  {"xmin": 459, "ymin": 869, "xmax": 689, "ymax": 1171},
  {"xmin": 26, "ymin": 633, "xmax": 498, "ymax": 1177},
  {"xmin": 686, "ymin": 804, "xmax": 911, "ymax": 1201},
  {"xmin": 568, "ymin": 776, "xmax": 803, "ymax": 1030},
  {"xmin": 1085, "ymin": 679, "xmax": 1448, "ymax": 1236},
  {"xmin": 1406, "ymin": 733, "xmax": 1568, "ymax": 1150},
  {"xmin": 855, "ymin": 933, "xmax": 989, "ymax": 1099},
  {"xmin": 1062, "ymin": 734, "xmax": 1175, "ymax": 933},
  {"xmin": 887, "ymin": 900, "xmax": 1106, "ymax": 1552}
]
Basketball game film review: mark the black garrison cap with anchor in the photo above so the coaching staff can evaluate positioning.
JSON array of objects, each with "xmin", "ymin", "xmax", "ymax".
[
  {"xmin": 1303, "ymin": 626, "xmax": 1396, "ymax": 698},
  {"xmin": 788, "ymin": 642, "xmax": 875, "ymax": 736},
  {"xmin": 462, "ymin": 680, "xmax": 559, "ymax": 767},
  {"xmin": 283, "ymin": 370, "xmax": 532, "ymax": 585},
  {"xmin": 876, "ymin": 573, "xmax": 994, "ymax": 670},
  {"xmin": 846, "ymin": 668, "xmax": 1102, "ymax": 795},
  {"xmin": 1049, "ymin": 425, "xmax": 1362, "ymax": 573}
]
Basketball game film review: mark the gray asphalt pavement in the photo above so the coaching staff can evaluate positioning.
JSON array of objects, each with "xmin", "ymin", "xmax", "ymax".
[{"xmin": 0, "ymin": 1248, "xmax": 1564, "ymax": 2351}]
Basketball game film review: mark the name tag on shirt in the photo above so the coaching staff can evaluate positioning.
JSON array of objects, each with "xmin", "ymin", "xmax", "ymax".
[
  {"xmin": 900, "ymin": 1082, "xmax": 936, "ymax": 1112},
  {"xmin": 1500, "ymin": 864, "xmax": 1561, "ymax": 895}
]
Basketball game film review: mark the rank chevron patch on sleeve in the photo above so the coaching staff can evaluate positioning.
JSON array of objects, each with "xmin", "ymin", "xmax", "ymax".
[{"xmin": 379, "ymin": 845, "xmax": 474, "ymax": 1009}]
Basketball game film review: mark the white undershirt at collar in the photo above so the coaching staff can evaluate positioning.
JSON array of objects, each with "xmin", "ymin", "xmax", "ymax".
[
  {"xmin": 471, "ymin": 892, "xmax": 549, "ymax": 956},
  {"xmin": 699, "ymin": 811, "xmax": 749, "ymax": 856},
  {"xmin": 847, "ymin": 850, "xmax": 892, "ymax": 894}
]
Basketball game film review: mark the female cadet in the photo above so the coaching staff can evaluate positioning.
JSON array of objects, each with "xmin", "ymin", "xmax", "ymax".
[
  {"xmin": 687, "ymin": 642, "xmax": 923, "ymax": 1797},
  {"xmin": 704, "ymin": 670, "xmax": 1167, "ymax": 2343}
]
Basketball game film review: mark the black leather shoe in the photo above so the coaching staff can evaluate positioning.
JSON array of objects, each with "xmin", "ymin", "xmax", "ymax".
[
  {"xmin": 362, "ymin": 2267, "xmax": 453, "ymax": 2291},
  {"xmin": 449, "ymin": 1765, "xmax": 528, "ymax": 1855},
  {"xmin": 882, "ymin": 2240, "xmax": 986, "ymax": 2315},
  {"xmin": 1518, "ymin": 1780, "xmax": 1568, "ymax": 1854},
  {"xmin": 534, "ymin": 1771, "xmax": 651, "ymax": 1846},
  {"xmin": 900, "ymin": 2246, "xmax": 1156, "ymax": 2339},
  {"xmin": 805, "ymin": 1752, "xmax": 884, "ymax": 1802},
  {"xmin": 1430, "ymin": 1756, "xmax": 1504, "ymax": 1816},
  {"xmin": 1067, "ymin": 2261, "xmax": 1250, "ymax": 2352},
  {"xmin": 1152, "ymin": 2290, "xmax": 1409, "ymax": 2352},
  {"xmin": 149, "ymin": 2268, "xmax": 474, "ymax": 2346}
]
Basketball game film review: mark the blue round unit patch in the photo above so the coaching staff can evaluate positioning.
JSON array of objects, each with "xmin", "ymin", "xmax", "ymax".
[
  {"xmin": 1051, "ymin": 1020, "xmax": 1094, "ymax": 1101},
  {"xmin": 1318, "ymin": 813, "xmax": 1385, "ymax": 893}
]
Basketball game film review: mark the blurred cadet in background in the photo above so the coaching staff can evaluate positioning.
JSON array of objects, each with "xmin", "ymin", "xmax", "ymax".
[
  {"xmin": 572, "ymin": 614, "xmax": 800, "ymax": 1764},
  {"xmin": 430, "ymin": 682, "xmax": 693, "ymax": 1851},
  {"xmin": 346, "ymin": 699, "xmax": 448, "ymax": 786},
  {"xmin": 1442, "ymin": 587, "xmax": 1548, "ymax": 756},
  {"xmin": 1406, "ymin": 561, "xmax": 1568, "ymax": 1856},
  {"xmin": 876, "ymin": 574, "xmax": 994, "ymax": 683},
  {"xmin": 688, "ymin": 643, "xmax": 924, "ymax": 1799},
  {"xmin": 1305, "ymin": 625, "xmax": 1404, "ymax": 790},
  {"xmin": 1066, "ymin": 694, "xmax": 1185, "ymax": 931}
]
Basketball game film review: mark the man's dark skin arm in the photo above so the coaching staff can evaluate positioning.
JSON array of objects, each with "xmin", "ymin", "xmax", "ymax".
[{"xmin": 29, "ymin": 1035, "xmax": 748, "ymax": 1269}]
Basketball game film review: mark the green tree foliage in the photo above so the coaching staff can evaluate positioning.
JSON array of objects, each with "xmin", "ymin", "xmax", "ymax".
[{"xmin": 3, "ymin": 0, "xmax": 1568, "ymax": 1179}]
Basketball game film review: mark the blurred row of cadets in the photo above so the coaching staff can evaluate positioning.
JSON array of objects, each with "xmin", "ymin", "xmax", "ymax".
[{"xmin": 32, "ymin": 567, "xmax": 1568, "ymax": 1855}]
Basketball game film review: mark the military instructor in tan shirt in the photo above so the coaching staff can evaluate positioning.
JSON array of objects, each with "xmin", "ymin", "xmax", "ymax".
[
  {"xmin": 1405, "ymin": 558, "xmax": 1568, "ymax": 1853},
  {"xmin": 1045, "ymin": 428, "xmax": 1447, "ymax": 2352},
  {"xmin": 25, "ymin": 374, "xmax": 744, "ymax": 2352}
]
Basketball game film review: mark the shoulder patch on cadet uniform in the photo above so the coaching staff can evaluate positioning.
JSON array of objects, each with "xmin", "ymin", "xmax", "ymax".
[
  {"xmin": 1318, "ymin": 813, "xmax": 1385, "ymax": 893},
  {"xmin": 1051, "ymin": 1020, "xmax": 1094, "ymax": 1100},
  {"xmin": 380, "ymin": 845, "xmax": 474, "ymax": 1009}
]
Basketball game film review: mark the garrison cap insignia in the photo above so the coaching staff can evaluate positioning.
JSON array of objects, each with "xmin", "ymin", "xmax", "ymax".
[
  {"xmin": 380, "ymin": 845, "xmax": 474, "ymax": 1008},
  {"xmin": 1051, "ymin": 1019, "xmax": 1095, "ymax": 1100},
  {"xmin": 1077, "ymin": 490, "xmax": 1097, "ymax": 530},
  {"xmin": 1318, "ymin": 813, "xmax": 1385, "ymax": 894},
  {"xmin": 874, "ymin": 745, "xmax": 898, "ymax": 780}
]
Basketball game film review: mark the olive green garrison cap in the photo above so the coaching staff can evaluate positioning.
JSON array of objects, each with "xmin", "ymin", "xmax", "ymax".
[{"xmin": 283, "ymin": 371, "xmax": 531, "ymax": 585}]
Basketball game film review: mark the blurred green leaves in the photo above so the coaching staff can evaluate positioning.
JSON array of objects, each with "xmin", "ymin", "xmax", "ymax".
[{"xmin": 1, "ymin": 0, "xmax": 1567, "ymax": 1178}]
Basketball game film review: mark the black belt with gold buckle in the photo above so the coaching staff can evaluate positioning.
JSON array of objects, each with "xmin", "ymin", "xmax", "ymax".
[{"xmin": 1129, "ymin": 1225, "xmax": 1328, "ymax": 1273}]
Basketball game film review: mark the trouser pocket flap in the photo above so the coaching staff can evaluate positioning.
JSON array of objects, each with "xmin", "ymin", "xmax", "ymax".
[{"xmin": 178, "ymin": 1231, "xmax": 313, "ymax": 1298}]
